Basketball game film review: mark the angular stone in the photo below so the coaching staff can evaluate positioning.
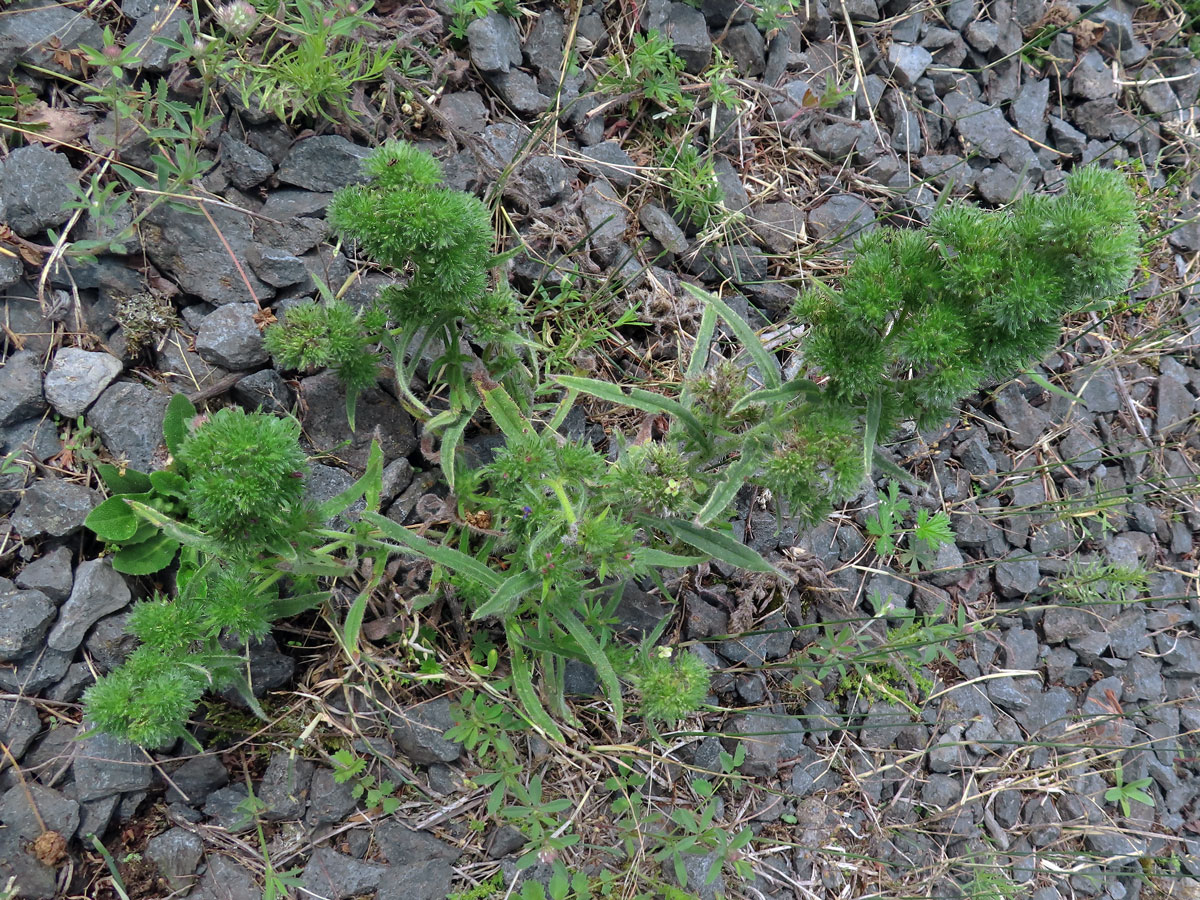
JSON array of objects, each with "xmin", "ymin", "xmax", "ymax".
[
  {"xmin": 467, "ymin": 12, "xmax": 522, "ymax": 73},
  {"xmin": 807, "ymin": 194, "xmax": 876, "ymax": 247},
  {"xmin": 0, "ymin": 349, "xmax": 46, "ymax": 427},
  {"xmin": 749, "ymin": 201, "xmax": 805, "ymax": 253},
  {"xmin": 195, "ymin": 303, "xmax": 268, "ymax": 371},
  {"xmin": 165, "ymin": 755, "xmax": 229, "ymax": 806},
  {"xmin": 0, "ymin": 782, "xmax": 79, "ymax": 841},
  {"xmin": 0, "ymin": 588, "xmax": 56, "ymax": 663},
  {"xmin": 0, "ymin": 143, "xmax": 78, "ymax": 237},
  {"xmin": 640, "ymin": 203, "xmax": 688, "ymax": 253},
  {"xmin": 219, "ymin": 134, "xmax": 275, "ymax": 190},
  {"xmin": 0, "ymin": 698, "xmax": 41, "ymax": 766},
  {"xmin": 663, "ymin": 2, "xmax": 712, "ymax": 74},
  {"xmin": 87, "ymin": 382, "xmax": 170, "ymax": 472},
  {"xmin": 278, "ymin": 136, "xmax": 371, "ymax": 193},
  {"xmin": 11, "ymin": 478, "xmax": 101, "ymax": 540},
  {"xmin": 304, "ymin": 768, "xmax": 358, "ymax": 827},
  {"xmin": 389, "ymin": 698, "xmax": 462, "ymax": 764},
  {"xmin": 887, "ymin": 43, "xmax": 932, "ymax": 88},
  {"xmin": 300, "ymin": 369, "xmax": 416, "ymax": 469},
  {"xmin": 47, "ymin": 559, "xmax": 132, "ymax": 653},
  {"xmin": 1156, "ymin": 374, "xmax": 1195, "ymax": 436},
  {"xmin": 72, "ymin": 728, "xmax": 153, "ymax": 801},
  {"xmin": 577, "ymin": 141, "xmax": 637, "ymax": 192},
  {"xmin": 43, "ymin": 348, "xmax": 123, "ymax": 418},
  {"xmin": 992, "ymin": 383, "xmax": 1051, "ymax": 449},
  {"xmin": 146, "ymin": 827, "xmax": 203, "ymax": 893},
  {"xmin": 486, "ymin": 69, "xmax": 551, "ymax": 116},
  {"xmin": 302, "ymin": 847, "xmax": 388, "ymax": 900}
]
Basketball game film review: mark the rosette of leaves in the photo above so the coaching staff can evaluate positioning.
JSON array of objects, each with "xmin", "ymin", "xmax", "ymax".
[
  {"xmin": 796, "ymin": 164, "xmax": 1139, "ymax": 436},
  {"xmin": 265, "ymin": 141, "xmax": 523, "ymax": 421},
  {"xmin": 635, "ymin": 648, "xmax": 710, "ymax": 724}
]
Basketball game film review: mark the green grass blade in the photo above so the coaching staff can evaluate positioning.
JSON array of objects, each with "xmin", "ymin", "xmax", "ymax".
[
  {"xmin": 554, "ymin": 606, "xmax": 623, "ymax": 728},
  {"xmin": 362, "ymin": 511, "xmax": 502, "ymax": 589},
  {"xmin": 639, "ymin": 515, "xmax": 779, "ymax": 574},
  {"xmin": 681, "ymin": 282, "xmax": 781, "ymax": 389},
  {"xmin": 506, "ymin": 625, "xmax": 565, "ymax": 742}
]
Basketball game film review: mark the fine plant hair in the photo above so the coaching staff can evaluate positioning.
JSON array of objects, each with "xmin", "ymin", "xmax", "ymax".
[{"xmin": 796, "ymin": 166, "xmax": 1140, "ymax": 439}]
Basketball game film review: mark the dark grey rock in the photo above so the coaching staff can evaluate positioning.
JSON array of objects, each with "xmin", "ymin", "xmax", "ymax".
[
  {"xmin": 701, "ymin": 0, "xmax": 753, "ymax": 27},
  {"xmin": 807, "ymin": 194, "xmax": 876, "ymax": 247},
  {"xmin": 582, "ymin": 181, "xmax": 628, "ymax": 262},
  {"xmin": 487, "ymin": 824, "xmax": 526, "ymax": 858},
  {"xmin": 307, "ymin": 463, "xmax": 363, "ymax": 526},
  {"xmin": 748, "ymin": 201, "xmax": 805, "ymax": 254},
  {"xmin": 145, "ymin": 827, "xmax": 203, "ymax": 893},
  {"xmin": 11, "ymin": 478, "xmax": 101, "ymax": 540},
  {"xmin": 578, "ymin": 141, "xmax": 636, "ymax": 192},
  {"xmin": 809, "ymin": 120, "xmax": 867, "ymax": 161},
  {"xmin": 640, "ymin": 203, "xmax": 688, "ymax": 253},
  {"xmin": 300, "ymin": 369, "xmax": 416, "ymax": 469},
  {"xmin": 0, "ymin": 825, "xmax": 56, "ymax": 898},
  {"xmin": 0, "ymin": 782, "xmax": 79, "ymax": 841},
  {"xmin": 520, "ymin": 156, "xmax": 572, "ymax": 207},
  {"xmin": 965, "ymin": 19, "xmax": 998, "ymax": 51},
  {"xmin": 278, "ymin": 136, "xmax": 371, "ymax": 193},
  {"xmin": 83, "ymin": 611, "xmax": 138, "ymax": 673},
  {"xmin": 302, "ymin": 847, "xmax": 388, "ymax": 899},
  {"xmin": 0, "ymin": 698, "xmax": 41, "ymax": 765},
  {"xmin": 73, "ymin": 728, "xmax": 153, "ymax": 801},
  {"xmin": 1085, "ymin": 0, "xmax": 1145, "ymax": 63},
  {"xmin": 859, "ymin": 701, "xmax": 910, "ymax": 748},
  {"xmin": 664, "ymin": 3, "xmax": 712, "ymax": 74},
  {"xmin": 305, "ymin": 767, "xmax": 358, "ymax": 826},
  {"xmin": 1049, "ymin": 115, "xmax": 1087, "ymax": 157},
  {"xmin": 247, "ymin": 246, "xmax": 307, "ymax": 287},
  {"xmin": 1159, "ymin": 634, "xmax": 1200, "ymax": 676},
  {"xmin": 992, "ymin": 383, "xmax": 1051, "ymax": 449},
  {"xmin": 373, "ymin": 859, "xmax": 456, "ymax": 900},
  {"xmin": 1071, "ymin": 97, "xmax": 1126, "ymax": 140},
  {"xmin": 1136, "ymin": 64, "xmax": 1180, "ymax": 117},
  {"xmin": 390, "ymin": 698, "xmax": 462, "ymax": 764},
  {"xmin": 43, "ymin": 348, "xmax": 123, "ymax": 418},
  {"xmin": 1059, "ymin": 426, "xmax": 1103, "ymax": 471},
  {"xmin": 995, "ymin": 551, "xmax": 1040, "ymax": 598},
  {"xmin": 0, "ymin": 350, "xmax": 46, "ymax": 427},
  {"xmin": 374, "ymin": 819, "xmax": 462, "ymax": 865},
  {"xmin": 716, "ymin": 612, "xmax": 793, "ymax": 665},
  {"xmin": 142, "ymin": 201, "xmax": 272, "ymax": 306},
  {"xmin": 0, "ymin": 647, "xmax": 73, "ymax": 694},
  {"xmin": 1156, "ymin": 374, "xmax": 1195, "ymax": 436},
  {"xmin": 976, "ymin": 164, "xmax": 1029, "ymax": 204},
  {"xmin": 0, "ymin": 253, "xmax": 20, "ymax": 289},
  {"xmin": 1012, "ymin": 77, "xmax": 1049, "ymax": 144},
  {"xmin": 523, "ymin": 7, "xmax": 565, "ymax": 69},
  {"xmin": 165, "ymin": 754, "xmax": 229, "ymax": 806},
  {"xmin": 724, "ymin": 22, "xmax": 765, "ymax": 77},
  {"xmin": 234, "ymin": 369, "xmax": 294, "ymax": 415},
  {"xmin": 191, "ymin": 854, "xmax": 260, "ymax": 900},
  {"xmin": 87, "ymin": 381, "xmax": 170, "ymax": 472},
  {"xmin": 380, "ymin": 458, "xmax": 414, "ymax": 505},
  {"xmin": 219, "ymin": 134, "xmax": 274, "ymax": 190},
  {"xmin": 195, "ymin": 303, "xmax": 268, "ymax": 371},
  {"xmin": 723, "ymin": 712, "xmax": 803, "ymax": 777},
  {"xmin": 437, "ymin": 91, "xmax": 489, "ymax": 135},
  {"xmin": 201, "ymin": 784, "xmax": 254, "ymax": 831},
  {"xmin": 47, "ymin": 559, "xmax": 131, "ymax": 653},
  {"xmin": 487, "ymin": 69, "xmax": 552, "ymax": 116},
  {"xmin": 125, "ymin": 6, "xmax": 182, "ymax": 72},
  {"xmin": 1014, "ymin": 686, "xmax": 1075, "ymax": 738},
  {"xmin": 468, "ymin": 12, "xmax": 522, "ymax": 73},
  {"xmin": 1071, "ymin": 48, "xmax": 1116, "ymax": 100},
  {"xmin": 0, "ymin": 144, "xmax": 77, "ymax": 237},
  {"xmin": 887, "ymin": 43, "xmax": 932, "ymax": 88},
  {"xmin": 0, "ymin": 0, "xmax": 102, "ymax": 75}
]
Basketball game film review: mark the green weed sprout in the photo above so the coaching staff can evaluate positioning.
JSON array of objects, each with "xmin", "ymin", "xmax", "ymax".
[
  {"xmin": 265, "ymin": 140, "xmax": 522, "ymax": 420},
  {"xmin": 797, "ymin": 165, "xmax": 1140, "ymax": 436},
  {"xmin": 636, "ymin": 647, "xmax": 711, "ymax": 724}
]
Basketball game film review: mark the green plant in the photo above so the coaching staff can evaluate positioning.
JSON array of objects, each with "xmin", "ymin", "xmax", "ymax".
[
  {"xmin": 0, "ymin": 81, "xmax": 42, "ymax": 144},
  {"xmin": 599, "ymin": 30, "xmax": 694, "ymax": 123},
  {"xmin": 796, "ymin": 166, "xmax": 1140, "ymax": 441},
  {"xmin": 865, "ymin": 481, "xmax": 956, "ymax": 572},
  {"xmin": 633, "ymin": 646, "xmax": 710, "ymax": 725},
  {"xmin": 265, "ymin": 140, "xmax": 524, "ymax": 421},
  {"xmin": 331, "ymin": 748, "xmax": 402, "ymax": 814},
  {"xmin": 82, "ymin": 405, "xmax": 383, "ymax": 747},
  {"xmin": 1054, "ymin": 557, "xmax": 1150, "ymax": 607},
  {"xmin": 448, "ymin": 0, "xmax": 521, "ymax": 41},
  {"xmin": 1105, "ymin": 761, "xmax": 1155, "ymax": 817},
  {"xmin": 658, "ymin": 143, "xmax": 729, "ymax": 232}
]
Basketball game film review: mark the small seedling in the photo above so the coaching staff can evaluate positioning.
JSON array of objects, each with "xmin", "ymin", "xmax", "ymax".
[{"xmin": 1105, "ymin": 761, "xmax": 1154, "ymax": 817}]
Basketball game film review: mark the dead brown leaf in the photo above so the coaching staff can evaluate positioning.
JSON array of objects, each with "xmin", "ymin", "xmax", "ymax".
[{"xmin": 22, "ymin": 103, "xmax": 93, "ymax": 145}]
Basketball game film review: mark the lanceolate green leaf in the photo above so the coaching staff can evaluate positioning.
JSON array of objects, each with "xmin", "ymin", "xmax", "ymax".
[
  {"xmin": 729, "ymin": 378, "xmax": 820, "ymax": 415},
  {"xmin": 631, "ymin": 548, "xmax": 708, "ymax": 569},
  {"xmin": 681, "ymin": 283, "xmax": 782, "ymax": 390},
  {"xmin": 479, "ymin": 381, "xmax": 533, "ymax": 442},
  {"xmin": 125, "ymin": 501, "xmax": 223, "ymax": 554},
  {"xmin": 162, "ymin": 392, "xmax": 197, "ymax": 457},
  {"xmin": 554, "ymin": 376, "xmax": 707, "ymax": 442},
  {"xmin": 506, "ymin": 624, "xmax": 564, "ymax": 742},
  {"xmin": 639, "ymin": 515, "xmax": 778, "ymax": 574},
  {"xmin": 316, "ymin": 439, "xmax": 384, "ymax": 521},
  {"xmin": 471, "ymin": 569, "xmax": 540, "ymax": 621},
  {"xmin": 696, "ymin": 448, "xmax": 759, "ymax": 526},
  {"xmin": 685, "ymin": 303, "xmax": 717, "ymax": 380},
  {"xmin": 267, "ymin": 591, "xmax": 330, "ymax": 619},
  {"xmin": 362, "ymin": 511, "xmax": 502, "ymax": 589},
  {"xmin": 554, "ymin": 606, "xmax": 623, "ymax": 728},
  {"xmin": 439, "ymin": 410, "xmax": 472, "ymax": 494}
]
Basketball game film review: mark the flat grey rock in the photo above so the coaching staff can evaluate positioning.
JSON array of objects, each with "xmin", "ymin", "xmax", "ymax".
[
  {"xmin": 278, "ymin": 136, "xmax": 371, "ymax": 193},
  {"xmin": 389, "ymin": 697, "xmax": 462, "ymax": 764},
  {"xmin": 43, "ymin": 348, "xmax": 123, "ymax": 418},
  {"xmin": 0, "ymin": 782, "xmax": 80, "ymax": 840},
  {"xmin": 47, "ymin": 558, "xmax": 132, "ymax": 653},
  {"xmin": 0, "ymin": 698, "xmax": 41, "ymax": 765},
  {"xmin": 0, "ymin": 588, "xmax": 56, "ymax": 663},
  {"xmin": 0, "ymin": 145, "xmax": 79, "ymax": 236},
  {"xmin": 11, "ymin": 478, "xmax": 101, "ymax": 540},
  {"xmin": 145, "ymin": 827, "xmax": 203, "ymax": 893},
  {"xmin": 87, "ymin": 382, "xmax": 170, "ymax": 473},
  {"xmin": 467, "ymin": 12, "xmax": 522, "ymax": 73},
  {"xmin": 195, "ymin": 303, "xmax": 269, "ymax": 371},
  {"xmin": 0, "ymin": 349, "xmax": 46, "ymax": 427}
]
